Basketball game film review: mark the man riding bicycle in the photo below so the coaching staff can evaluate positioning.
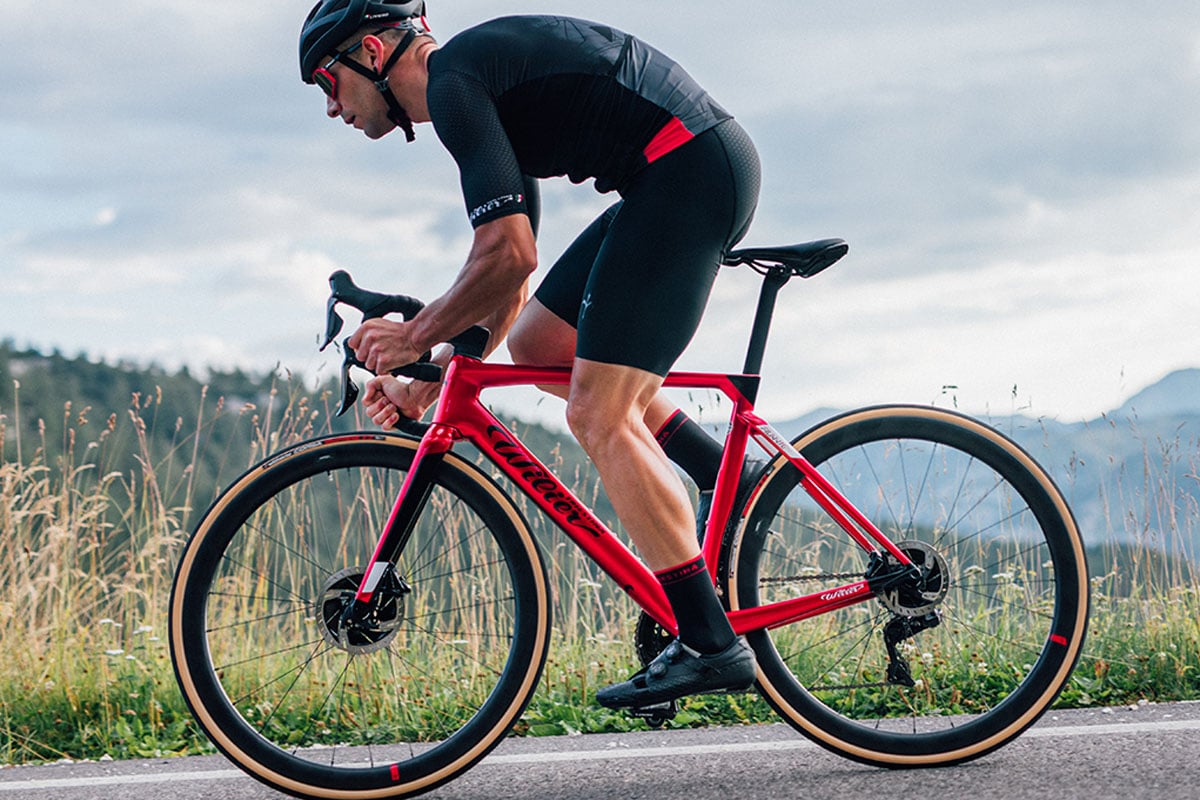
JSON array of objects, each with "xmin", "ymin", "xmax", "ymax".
[{"xmin": 299, "ymin": 0, "xmax": 761, "ymax": 709}]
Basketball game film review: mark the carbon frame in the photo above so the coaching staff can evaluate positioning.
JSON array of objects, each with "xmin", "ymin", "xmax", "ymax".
[{"xmin": 353, "ymin": 355, "xmax": 915, "ymax": 636}]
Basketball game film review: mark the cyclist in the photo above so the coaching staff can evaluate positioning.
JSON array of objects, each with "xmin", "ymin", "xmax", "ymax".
[{"xmin": 299, "ymin": 0, "xmax": 761, "ymax": 709}]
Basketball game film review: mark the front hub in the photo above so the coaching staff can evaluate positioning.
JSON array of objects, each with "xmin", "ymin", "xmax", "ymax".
[{"xmin": 318, "ymin": 566, "xmax": 408, "ymax": 654}]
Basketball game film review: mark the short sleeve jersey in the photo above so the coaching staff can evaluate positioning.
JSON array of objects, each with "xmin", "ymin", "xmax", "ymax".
[{"xmin": 426, "ymin": 15, "xmax": 732, "ymax": 228}]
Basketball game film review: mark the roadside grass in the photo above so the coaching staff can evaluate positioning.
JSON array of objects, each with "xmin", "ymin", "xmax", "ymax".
[{"xmin": 3, "ymin": 381, "xmax": 1200, "ymax": 763}]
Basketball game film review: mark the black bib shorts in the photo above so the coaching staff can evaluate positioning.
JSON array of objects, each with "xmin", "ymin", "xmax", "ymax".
[{"xmin": 535, "ymin": 120, "xmax": 760, "ymax": 376}]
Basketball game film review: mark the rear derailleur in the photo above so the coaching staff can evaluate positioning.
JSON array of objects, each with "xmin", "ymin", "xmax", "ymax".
[
  {"xmin": 882, "ymin": 611, "xmax": 941, "ymax": 687},
  {"xmin": 865, "ymin": 543, "xmax": 949, "ymax": 687}
]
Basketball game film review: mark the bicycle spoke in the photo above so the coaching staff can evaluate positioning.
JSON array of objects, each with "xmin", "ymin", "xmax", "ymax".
[{"xmin": 736, "ymin": 407, "xmax": 1085, "ymax": 764}]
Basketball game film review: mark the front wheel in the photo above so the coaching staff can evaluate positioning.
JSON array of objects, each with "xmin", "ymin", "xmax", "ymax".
[
  {"xmin": 726, "ymin": 406, "xmax": 1088, "ymax": 767},
  {"xmin": 170, "ymin": 433, "xmax": 551, "ymax": 799}
]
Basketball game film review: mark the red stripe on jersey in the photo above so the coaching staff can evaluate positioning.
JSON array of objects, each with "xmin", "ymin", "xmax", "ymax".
[{"xmin": 643, "ymin": 117, "xmax": 694, "ymax": 163}]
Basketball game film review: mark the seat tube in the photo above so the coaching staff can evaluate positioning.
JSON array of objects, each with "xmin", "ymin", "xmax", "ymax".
[{"xmin": 702, "ymin": 399, "xmax": 754, "ymax": 569}]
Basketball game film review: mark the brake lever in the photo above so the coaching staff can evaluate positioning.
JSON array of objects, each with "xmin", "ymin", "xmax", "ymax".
[
  {"xmin": 335, "ymin": 351, "xmax": 360, "ymax": 417},
  {"xmin": 321, "ymin": 296, "xmax": 345, "ymax": 351},
  {"xmin": 333, "ymin": 339, "xmax": 443, "ymax": 418},
  {"xmin": 322, "ymin": 270, "xmax": 473, "ymax": 418}
]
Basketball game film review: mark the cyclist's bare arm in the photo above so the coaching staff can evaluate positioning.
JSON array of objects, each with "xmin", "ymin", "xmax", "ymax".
[
  {"xmin": 411, "ymin": 213, "xmax": 537, "ymax": 357},
  {"xmin": 348, "ymin": 213, "xmax": 535, "ymax": 372},
  {"xmin": 355, "ymin": 213, "xmax": 536, "ymax": 426}
]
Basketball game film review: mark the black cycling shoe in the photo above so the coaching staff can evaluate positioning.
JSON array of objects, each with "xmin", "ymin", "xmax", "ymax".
[{"xmin": 595, "ymin": 637, "xmax": 757, "ymax": 709}]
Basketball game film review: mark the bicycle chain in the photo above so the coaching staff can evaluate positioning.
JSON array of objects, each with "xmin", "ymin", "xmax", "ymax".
[
  {"xmin": 758, "ymin": 572, "xmax": 864, "ymax": 584},
  {"xmin": 806, "ymin": 681, "xmax": 895, "ymax": 691},
  {"xmin": 760, "ymin": 571, "xmax": 897, "ymax": 692}
]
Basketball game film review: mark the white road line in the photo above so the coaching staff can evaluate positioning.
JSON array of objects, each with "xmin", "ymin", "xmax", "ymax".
[
  {"xmin": 0, "ymin": 769, "xmax": 245, "ymax": 793},
  {"xmin": 3, "ymin": 718, "xmax": 1198, "ymax": 793}
]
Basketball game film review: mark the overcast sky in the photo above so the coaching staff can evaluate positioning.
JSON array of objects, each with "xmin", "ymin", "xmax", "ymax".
[{"xmin": 3, "ymin": 1, "xmax": 1198, "ymax": 428}]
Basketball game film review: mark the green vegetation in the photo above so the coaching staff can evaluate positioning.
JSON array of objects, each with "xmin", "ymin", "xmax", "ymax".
[{"xmin": 2, "ymin": 343, "xmax": 1200, "ymax": 764}]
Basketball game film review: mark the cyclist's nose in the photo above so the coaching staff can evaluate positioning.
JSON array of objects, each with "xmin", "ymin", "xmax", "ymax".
[{"xmin": 326, "ymin": 95, "xmax": 341, "ymax": 118}]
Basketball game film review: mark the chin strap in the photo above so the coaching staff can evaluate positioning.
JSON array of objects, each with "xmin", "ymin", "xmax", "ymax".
[{"xmin": 374, "ymin": 29, "xmax": 418, "ymax": 142}]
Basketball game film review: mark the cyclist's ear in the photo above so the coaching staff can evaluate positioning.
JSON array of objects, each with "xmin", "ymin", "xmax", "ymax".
[{"xmin": 362, "ymin": 35, "xmax": 388, "ymax": 71}]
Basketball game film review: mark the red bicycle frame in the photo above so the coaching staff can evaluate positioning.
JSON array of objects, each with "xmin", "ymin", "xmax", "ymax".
[{"xmin": 352, "ymin": 354, "xmax": 916, "ymax": 637}]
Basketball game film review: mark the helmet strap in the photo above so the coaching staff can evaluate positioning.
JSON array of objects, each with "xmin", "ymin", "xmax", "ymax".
[
  {"xmin": 338, "ymin": 28, "xmax": 420, "ymax": 142},
  {"xmin": 374, "ymin": 29, "xmax": 418, "ymax": 142}
]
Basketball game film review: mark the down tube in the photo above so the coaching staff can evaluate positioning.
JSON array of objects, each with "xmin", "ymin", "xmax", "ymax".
[{"xmin": 471, "ymin": 413, "xmax": 676, "ymax": 629}]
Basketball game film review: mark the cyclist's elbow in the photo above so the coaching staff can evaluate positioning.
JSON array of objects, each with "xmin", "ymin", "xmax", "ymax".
[
  {"xmin": 503, "ymin": 234, "xmax": 538, "ymax": 278},
  {"xmin": 473, "ymin": 214, "xmax": 538, "ymax": 280}
]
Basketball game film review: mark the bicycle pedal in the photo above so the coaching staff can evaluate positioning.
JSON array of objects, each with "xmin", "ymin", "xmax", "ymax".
[{"xmin": 628, "ymin": 700, "xmax": 677, "ymax": 727}]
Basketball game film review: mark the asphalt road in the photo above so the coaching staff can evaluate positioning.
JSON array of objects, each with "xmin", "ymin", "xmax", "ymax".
[{"xmin": 4, "ymin": 702, "xmax": 1199, "ymax": 800}]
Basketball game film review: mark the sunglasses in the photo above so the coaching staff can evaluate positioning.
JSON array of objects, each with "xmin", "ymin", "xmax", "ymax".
[{"xmin": 311, "ymin": 39, "xmax": 367, "ymax": 101}]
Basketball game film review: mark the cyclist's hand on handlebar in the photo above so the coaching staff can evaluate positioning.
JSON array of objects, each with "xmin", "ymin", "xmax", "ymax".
[
  {"xmin": 363, "ymin": 375, "xmax": 440, "ymax": 430},
  {"xmin": 346, "ymin": 318, "xmax": 423, "ymax": 374}
]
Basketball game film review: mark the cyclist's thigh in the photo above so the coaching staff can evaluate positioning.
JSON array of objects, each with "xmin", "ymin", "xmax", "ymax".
[
  {"xmin": 576, "ymin": 121, "xmax": 761, "ymax": 376},
  {"xmin": 508, "ymin": 298, "xmax": 578, "ymax": 367},
  {"xmin": 533, "ymin": 201, "xmax": 623, "ymax": 328}
]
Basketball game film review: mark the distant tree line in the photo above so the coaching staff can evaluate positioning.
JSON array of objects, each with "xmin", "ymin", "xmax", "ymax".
[{"xmin": 0, "ymin": 340, "xmax": 608, "ymax": 533}]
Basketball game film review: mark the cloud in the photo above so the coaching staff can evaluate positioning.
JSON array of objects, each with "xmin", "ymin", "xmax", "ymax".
[{"xmin": 2, "ymin": 0, "xmax": 1199, "ymax": 426}]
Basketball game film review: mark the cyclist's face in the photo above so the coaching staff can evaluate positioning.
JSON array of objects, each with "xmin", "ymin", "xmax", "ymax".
[{"xmin": 320, "ymin": 42, "xmax": 398, "ymax": 140}]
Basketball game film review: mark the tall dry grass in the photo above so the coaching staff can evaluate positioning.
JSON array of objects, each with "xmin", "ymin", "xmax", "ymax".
[
  {"xmin": 0, "ymin": 377, "xmax": 328, "ymax": 761},
  {"xmin": 3, "ymin": 376, "xmax": 1200, "ymax": 762}
]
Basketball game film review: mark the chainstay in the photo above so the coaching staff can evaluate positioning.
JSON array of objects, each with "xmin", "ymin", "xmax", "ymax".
[{"xmin": 757, "ymin": 572, "xmax": 891, "ymax": 692}]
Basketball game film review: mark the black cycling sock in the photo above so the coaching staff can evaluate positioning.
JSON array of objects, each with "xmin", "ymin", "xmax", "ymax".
[
  {"xmin": 656, "ymin": 555, "xmax": 736, "ymax": 654},
  {"xmin": 655, "ymin": 410, "xmax": 723, "ymax": 491}
]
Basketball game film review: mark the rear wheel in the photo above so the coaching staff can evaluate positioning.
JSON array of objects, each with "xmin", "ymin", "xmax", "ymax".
[
  {"xmin": 170, "ymin": 433, "xmax": 551, "ymax": 799},
  {"xmin": 726, "ymin": 406, "xmax": 1088, "ymax": 766}
]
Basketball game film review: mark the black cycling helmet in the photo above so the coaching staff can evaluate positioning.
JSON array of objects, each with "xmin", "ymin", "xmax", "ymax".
[{"xmin": 300, "ymin": 0, "xmax": 428, "ymax": 141}]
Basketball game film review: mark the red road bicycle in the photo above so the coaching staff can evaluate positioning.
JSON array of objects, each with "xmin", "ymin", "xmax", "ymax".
[{"xmin": 170, "ymin": 238, "xmax": 1089, "ymax": 800}]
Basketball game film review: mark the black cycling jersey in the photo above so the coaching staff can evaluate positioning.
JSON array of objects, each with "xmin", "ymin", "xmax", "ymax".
[{"xmin": 426, "ymin": 15, "xmax": 733, "ymax": 228}]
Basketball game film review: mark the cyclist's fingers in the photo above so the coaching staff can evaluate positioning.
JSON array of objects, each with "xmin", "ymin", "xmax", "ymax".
[
  {"xmin": 366, "ymin": 397, "xmax": 400, "ymax": 430},
  {"xmin": 362, "ymin": 378, "xmax": 398, "ymax": 429}
]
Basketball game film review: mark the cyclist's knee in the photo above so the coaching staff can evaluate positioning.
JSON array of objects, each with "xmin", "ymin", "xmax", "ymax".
[
  {"xmin": 566, "ymin": 396, "xmax": 629, "ymax": 455},
  {"xmin": 565, "ymin": 364, "xmax": 659, "ymax": 454}
]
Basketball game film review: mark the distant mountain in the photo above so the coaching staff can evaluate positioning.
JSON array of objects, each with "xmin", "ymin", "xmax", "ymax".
[
  {"xmin": 766, "ymin": 369, "xmax": 1200, "ymax": 557},
  {"xmin": 1115, "ymin": 368, "xmax": 1200, "ymax": 420}
]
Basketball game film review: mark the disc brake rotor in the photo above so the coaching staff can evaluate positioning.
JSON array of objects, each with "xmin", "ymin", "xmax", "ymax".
[
  {"xmin": 318, "ymin": 566, "xmax": 406, "ymax": 655},
  {"xmin": 877, "ymin": 540, "xmax": 950, "ymax": 616}
]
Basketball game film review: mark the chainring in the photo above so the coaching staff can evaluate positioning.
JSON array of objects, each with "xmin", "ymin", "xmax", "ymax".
[{"xmin": 634, "ymin": 611, "xmax": 675, "ymax": 666}]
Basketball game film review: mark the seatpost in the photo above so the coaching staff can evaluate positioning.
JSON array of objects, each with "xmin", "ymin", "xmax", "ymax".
[{"xmin": 742, "ymin": 266, "xmax": 790, "ymax": 376}]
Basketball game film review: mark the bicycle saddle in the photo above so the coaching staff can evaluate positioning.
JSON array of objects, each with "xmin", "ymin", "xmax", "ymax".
[{"xmin": 724, "ymin": 238, "xmax": 848, "ymax": 278}]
